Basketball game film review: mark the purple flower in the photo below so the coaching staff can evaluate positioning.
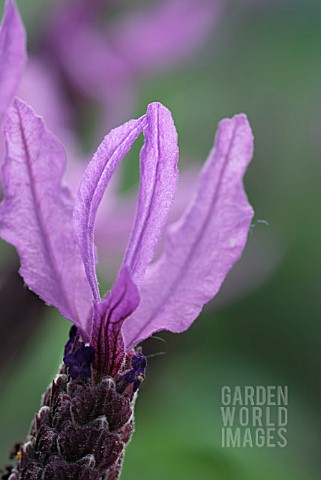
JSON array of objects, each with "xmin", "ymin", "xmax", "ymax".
[
  {"xmin": 0, "ymin": 96, "xmax": 253, "ymax": 375},
  {"xmin": 0, "ymin": 85, "xmax": 253, "ymax": 480},
  {"xmin": 0, "ymin": 3, "xmax": 255, "ymax": 477}
]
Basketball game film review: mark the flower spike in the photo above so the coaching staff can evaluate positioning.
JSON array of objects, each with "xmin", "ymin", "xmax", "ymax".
[{"xmin": 0, "ymin": 96, "xmax": 254, "ymax": 479}]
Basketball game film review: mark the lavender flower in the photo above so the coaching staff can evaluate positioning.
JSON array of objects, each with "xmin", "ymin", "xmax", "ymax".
[
  {"xmin": 0, "ymin": 2, "xmax": 254, "ymax": 479},
  {"xmin": 0, "ymin": 96, "xmax": 253, "ymax": 478}
]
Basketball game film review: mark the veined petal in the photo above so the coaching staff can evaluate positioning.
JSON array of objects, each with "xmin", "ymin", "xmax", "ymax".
[
  {"xmin": 123, "ymin": 114, "xmax": 254, "ymax": 349},
  {"xmin": 73, "ymin": 114, "xmax": 148, "ymax": 303},
  {"xmin": 123, "ymin": 102, "xmax": 179, "ymax": 285},
  {"xmin": 0, "ymin": 0, "xmax": 26, "ymax": 124},
  {"xmin": 0, "ymin": 99, "xmax": 93, "ymax": 337},
  {"xmin": 92, "ymin": 267, "xmax": 139, "ymax": 378},
  {"xmin": 73, "ymin": 102, "xmax": 178, "ymax": 300}
]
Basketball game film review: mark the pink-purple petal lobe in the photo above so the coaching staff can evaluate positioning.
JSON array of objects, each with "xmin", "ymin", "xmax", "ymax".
[
  {"xmin": 123, "ymin": 114, "xmax": 254, "ymax": 349},
  {"xmin": 92, "ymin": 267, "xmax": 139, "ymax": 378},
  {"xmin": 0, "ymin": 0, "xmax": 26, "ymax": 124},
  {"xmin": 73, "ymin": 115, "xmax": 148, "ymax": 303},
  {"xmin": 73, "ymin": 102, "xmax": 179, "ymax": 301},
  {"xmin": 0, "ymin": 98, "xmax": 93, "ymax": 338},
  {"xmin": 123, "ymin": 102, "xmax": 179, "ymax": 285}
]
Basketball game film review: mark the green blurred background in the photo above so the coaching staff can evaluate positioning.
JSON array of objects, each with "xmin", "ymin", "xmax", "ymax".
[{"xmin": 0, "ymin": 1, "xmax": 320, "ymax": 479}]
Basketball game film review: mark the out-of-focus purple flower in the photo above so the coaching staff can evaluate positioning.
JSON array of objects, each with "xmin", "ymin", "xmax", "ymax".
[
  {"xmin": 46, "ymin": 0, "xmax": 220, "ymax": 130},
  {"xmin": 0, "ymin": 0, "xmax": 25, "ymax": 156},
  {"xmin": 112, "ymin": 0, "xmax": 219, "ymax": 75},
  {"xmin": 0, "ymin": 0, "xmax": 25, "ymax": 124}
]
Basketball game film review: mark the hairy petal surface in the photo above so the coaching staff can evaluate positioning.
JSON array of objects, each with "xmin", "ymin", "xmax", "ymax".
[
  {"xmin": 123, "ymin": 114, "xmax": 254, "ymax": 348},
  {"xmin": 92, "ymin": 267, "xmax": 139, "ymax": 377},
  {"xmin": 0, "ymin": 0, "xmax": 26, "ymax": 124},
  {"xmin": 0, "ymin": 99, "xmax": 93, "ymax": 336}
]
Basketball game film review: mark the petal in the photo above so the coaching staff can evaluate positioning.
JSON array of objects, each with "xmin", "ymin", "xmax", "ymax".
[
  {"xmin": 73, "ymin": 114, "xmax": 148, "ymax": 302},
  {"xmin": 92, "ymin": 267, "xmax": 139, "ymax": 378},
  {"xmin": 123, "ymin": 103, "xmax": 179, "ymax": 285},
  {"xmin": 73, "ymin": 102, "xmax": 178, "ymax": 301},
  {"xmin": 0, "ymin": 0, "xmax": 26, "ymax": 124},
  {"xmin": 0, "ymin": 99, "xmax": 93, "ymax": 337},
  {"xmin": 123, "ymin": 114, "xmax": 254, "ymax": 349}
]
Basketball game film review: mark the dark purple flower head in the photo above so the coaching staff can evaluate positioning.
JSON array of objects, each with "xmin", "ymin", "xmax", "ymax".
[{"xmin": 0, "ymin": 2, "xmax": 254, "ymax": 384}]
